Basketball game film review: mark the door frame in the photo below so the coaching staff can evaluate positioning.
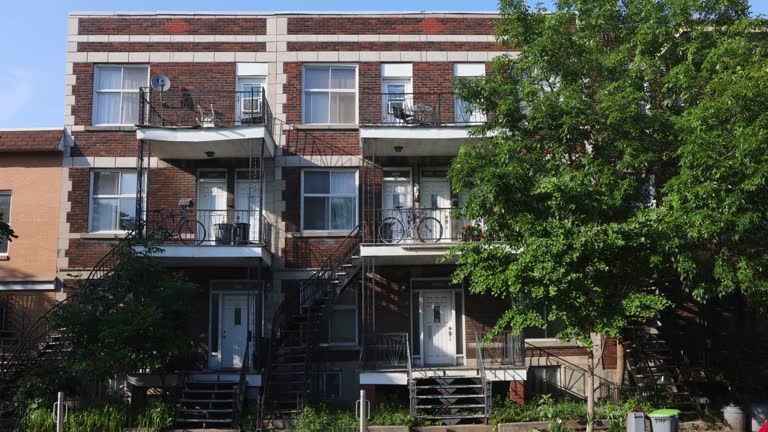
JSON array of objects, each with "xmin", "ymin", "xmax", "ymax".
[
  {"xmin": 410, "ymin": 278, "xmax": 465, "ymax": 367},
  {"xmin": 208, "ymin": 283, "xmax": 261, "ymax": 370},
  {"xmin": 197, "ymin": 169, "xmax": 228, "ymax": 244}
]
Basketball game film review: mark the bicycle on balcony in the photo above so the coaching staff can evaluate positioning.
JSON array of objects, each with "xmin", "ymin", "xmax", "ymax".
[
  {"xmin": 378, "ymin": 206, "xmax": 443, "ymax": 243},
  {"xmin": 149, "ymin": 202, "xmax": 207, "ymax": 245}
]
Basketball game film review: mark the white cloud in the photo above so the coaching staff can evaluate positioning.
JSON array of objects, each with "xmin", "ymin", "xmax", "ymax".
[{"xmin": 0, "ymin": 68, "xmax": 37, "ymax": 128}]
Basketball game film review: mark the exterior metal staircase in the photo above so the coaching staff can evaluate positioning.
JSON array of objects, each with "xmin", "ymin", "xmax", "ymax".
[
  {"xmin": 0, "ymin": 230, "xmax": 137, "ymax": 410},
  {"xmin": 261, "ymin": 224, "xmax": 362, "ymax": 419},
  {"xmin": 175, "ymin": 381, "xmax": 238, "ymax": 428},
  {"xmin": 411, "ymin": 375, "xmax": 488, "ymax": 424}
]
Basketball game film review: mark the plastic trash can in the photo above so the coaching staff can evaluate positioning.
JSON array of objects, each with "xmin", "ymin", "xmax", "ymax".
[
  {"xmin": 649, "ymin": 409, "xmax": 681, "ymax": 432},
  {"xmin": 627, "ymin": 412, "xmax": 646, "ymax": 432},
  {"xmin": 234, "ymin": 222, "xmax": 250, "ymax": 244},
  {"xmin": 215, "ymin": 223, "xmax": 234, "ymax": 245}
]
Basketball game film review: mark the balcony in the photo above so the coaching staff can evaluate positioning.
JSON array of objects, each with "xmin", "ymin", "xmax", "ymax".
[
  {"xmin": 360, "ymin": 92, "xmax": 488, "ymax": 156},
  {"xmin": 360, "ymin": 207, "xmax": 479, "ymax": 264},
  {"xmin": 136, "ymin": 88, "xmax": 275, "ymax": 159},
  {"xmin": 135, "ymin": 208, "xmax": 273, "ymax": 265}
]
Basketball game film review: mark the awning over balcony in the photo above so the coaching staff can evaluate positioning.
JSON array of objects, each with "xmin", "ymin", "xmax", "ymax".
[
  {"xmin": 136, "ymin": 125, "xmax": 276, "ymax": 159},
  {"xmin": 360, "ymin": 127, "xmax": 488, "ymax": 157}
]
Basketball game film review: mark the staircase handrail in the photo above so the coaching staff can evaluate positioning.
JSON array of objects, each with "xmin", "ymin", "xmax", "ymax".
[
  {"xmin": 261, "ymin": 223, "xmax": 362, "ymax": 414},
  {"xmin": 474, "ymin": 324, "xmax": 490, "ymax": 422},
  {"xmin": 232, "ymin": 337, "xmax": 250, "ymax": 427},
  {"xmin": 525, "ymin": 341, "xmax": 621, "ymax": 401},
  {"xmin": 0, "ymin": 226, "xmax": 142, "ymax": 390}
]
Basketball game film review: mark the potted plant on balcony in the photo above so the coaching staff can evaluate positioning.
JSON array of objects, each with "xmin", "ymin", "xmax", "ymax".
[{"xmin": 462, "ymin": 224, "xmax": 484, "ymax": 241}]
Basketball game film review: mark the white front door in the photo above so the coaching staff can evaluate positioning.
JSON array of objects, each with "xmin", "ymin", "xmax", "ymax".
[
  {"xmin": 382, "ymin": 175, "xmax": 413, "ymax": 242},
  {"xmin": 235, "ymin": 172, "xmax": 262, "ymax": 244},
  {"xmin": 420, "ymin": 177, "xmax": 452, "ymax": 241},
  {"xmin": 422, "ymin": 290, "xmax": 456, "ymax": 366},
  {"xmin": 197, "ymin": 171, "xmax": 227, "ymax": 244},
  {"xmin": 220, "ymin": 294, "xmax": 251, "ymax": 369}
]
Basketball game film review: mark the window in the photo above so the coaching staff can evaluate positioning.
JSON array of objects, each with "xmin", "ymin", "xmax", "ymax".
[
  {"xmin": 0, "ymin": 192, "xmax": 10, "ymax": 255},
  {"xmin": 302, "ymin": 170, "xmax": 357, "ymax": 231},
  {"xmin": 93, "ymin": 65, "xmax": 149, "ymax": 125},
  {"xmin": 329, "ymin": 288, "xmax": 357, "ymax": 345},
  {"xmin": 303, "ymin": 65, "xmax": 357, "ymax": 124},
  {"xmin": 237, "ymin": 76, "xmax": 266, "ymax": 124},
  {"xmin": 525, "ymin": 305, "xmax": 566, "ymax": 339},
  {"xmin": 318, "ymin": 371, "xmax": 342, "ymax": 400},
  {"xmin": 90, "ymin": 170, "xmax": 138, "ymax": 232}
]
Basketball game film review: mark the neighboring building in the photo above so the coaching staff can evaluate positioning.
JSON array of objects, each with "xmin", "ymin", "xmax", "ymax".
[
  {"xmin": 0, "ymin": 128, "xmax": 67, "ymax": 350},
  {"xmin": 53, "ymin": 11, "xmax": 622, "ymax": 427}
]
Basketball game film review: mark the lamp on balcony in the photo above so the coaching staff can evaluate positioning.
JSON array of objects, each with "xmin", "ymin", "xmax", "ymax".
[
  {"xmin": 205, "ymin": 151, "xmax": 216, "ymax": 158},
  {"xmin": 394, "ymin": 145, "xmax": 403, "ymax": 153}
]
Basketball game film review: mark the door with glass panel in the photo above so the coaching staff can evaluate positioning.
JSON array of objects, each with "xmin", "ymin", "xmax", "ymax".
[
  {"xmin": 234, "ymin": 170, "xmax": 262, "ymax": 244},
  {"xmin": 197, "ymin": 171, "xmax": 227, "ymax": 244},
  {"xmin": 237, "ymin": 77, "xmax": 266, "ymax": 125},
  {"xmin": 219, "ymin": 293, "xmax": 256, "ymax": 369},
  {"xmin": 381, "ymin": 169, "xmax": 412, "ymax": 242},
  {"xmin": 381, "ymin": 79, "xmax": 412, "ymax": 124},
  {"xmin": 422, "ymin": 290, "xmax": 456, "ymax": 366},
  {"xmin": 420, "ymin": 177, "xmax": 452, "ymax": 241}
]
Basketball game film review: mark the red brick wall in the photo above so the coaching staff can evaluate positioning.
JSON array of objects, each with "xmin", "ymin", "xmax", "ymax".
[
  {"xmin": 413, "ymin": 63, "xmax": 456, "ymax": 124},
  {"xmin": 509, "ymin": 380, "xmax": 525, "ymax": 404},
  {"xmin": 465, "ymin": 291, "xmax": 511, "ymax": 360},
  {"xmin": 78, "ymin": 17, "xmax": 267, "ymax": 35},
  {"xmin": 78, "ymin": 42, "xmax": 266, "ymax": 52},
  {"xmin": 67, "ymin": 168, "xmax": 91, "ymax": 234},
  {"xmin": 287, "ymin": 42, "xmax": 501, "ymax": 51},
  {"xmin": 287, "ymin": 17, "xmax": 497, "ymax": 35},
  {"xmin": 71, "ymin": 131, "xmax": 137, "ymax": 158},
  {"xmin": 72, "ymin": 63, "xmax": 94, "ymax": 126},
  {"xmin": 147, "ymin": 165, "xmax": 197, "ymax": 211},
  {"xmin": 66, "ymin": 238, "xmax": 118, "ymax": 269}
]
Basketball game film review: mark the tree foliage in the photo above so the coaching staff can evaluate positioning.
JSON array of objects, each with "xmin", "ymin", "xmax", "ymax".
[
  {"xmin": 452, "ymin": 0, "xmax": 768, "ymax": 340},
  {"xmin": 53, "ymin": 241, "xmax": 200, "ymax": 380},
  {"xmin": 0, "ymin": 211, "xmax": 16, "ymax": 244}
]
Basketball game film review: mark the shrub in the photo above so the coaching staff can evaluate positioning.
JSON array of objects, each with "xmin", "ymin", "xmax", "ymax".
[
  {"xmin": 294, "ymin": 405, "xmax": 357, "ymax": 432},
  {"xmin": 369, "ymin": 401, "xmax": 415, "ymax": 427},
  {"xmin": 134, "ymin": 399, "xmax": 174, "ymax": 431},
  {"xmin": 17, "ymin": 400, "xmax": 55, "ymax": 432}
]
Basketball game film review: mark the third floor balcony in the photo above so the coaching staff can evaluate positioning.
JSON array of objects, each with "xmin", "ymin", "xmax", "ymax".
[{"xmin": 136, "ymin": 87, "xmax": 276, "ymax": 160}]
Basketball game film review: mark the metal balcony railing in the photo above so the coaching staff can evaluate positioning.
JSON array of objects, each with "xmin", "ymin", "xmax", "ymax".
[
  {"xmin": 143, "ymin": 208, "xmax": 272, "ymax": 248},
  {"xmin": 364, "ymin": 207, "xmax": 483, "ymax": 244},
  {"xmin": 360, "ymin": 92, "xmax": 486, "ymax": 127},
  {"xmin": 480, "ymin": 330, "xmax": 526, "ymax": 367},
  {"xmin": 138, "ymin": 87, "xmax": 274, "ymax": 131},
  {"xmin": 361, "ymin": 333, "xmax": 411, "ymax": 370}
]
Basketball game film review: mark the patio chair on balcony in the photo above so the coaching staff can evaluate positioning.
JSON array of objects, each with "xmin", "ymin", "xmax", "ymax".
[{"xmin": 392, "ymin": 105, "xmax": 416, "ymax": 125}]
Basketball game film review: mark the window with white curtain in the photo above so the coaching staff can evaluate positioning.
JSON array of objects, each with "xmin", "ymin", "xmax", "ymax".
[
  {"xmin": 302, "ymin": 170, "xmax": 357, "ymax": 231},
  {"xmin": 303, "ymin": 65, "xmax": 357, "ymax": 124},
  {"xmin": 90, "ymin": 170, "xmax": 138, "ymax": 232},
  {"xmin": 93, "ymin": 65, "xmax": 149, "ymax": 125},
  {"xmin": 0, "ymin": 192, "xmax": 11, "ymax": 255}
]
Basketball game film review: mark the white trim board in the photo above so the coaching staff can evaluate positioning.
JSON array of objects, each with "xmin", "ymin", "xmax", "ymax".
[{"xmin": 0, "ymin": 281, "xmax": 57, "ymax": 291}]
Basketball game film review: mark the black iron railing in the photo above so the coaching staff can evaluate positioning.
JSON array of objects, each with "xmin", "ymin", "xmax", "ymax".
[
  {"xmin": 142, "ymin": 208, "xmax": 272, "ymax": 248},
  {"xmin": 138, "ymin": 87, "xmax": 273, "ymax": 131},
  {"xmin": 481, "ymin": 330, "xmax": 526, "ymax": 367},
  {"xmin": 361, "ymin": 92, "xmax": 486, "ymax": 127},
  {"xmin": 361, "ymin": 333, "xmax": 410, "ymax": 370},
  {"xmin": 364, "ymin": 207, "xmax": 483, "ymax": 244}
]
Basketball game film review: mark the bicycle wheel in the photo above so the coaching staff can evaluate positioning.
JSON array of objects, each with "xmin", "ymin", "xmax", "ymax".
[
  {"xmin": 378, "ymin": 217, "xmax": 405, "ymax": 243},
  {"xmin": 416, "ymin": 217, "xmax": 443, "ymax": 243},
  {"xmin": 178, "ymin": 220, "xmax": 206, "ymax": 245}
]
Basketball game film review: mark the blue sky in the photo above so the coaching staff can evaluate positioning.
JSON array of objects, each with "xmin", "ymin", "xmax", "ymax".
[{"xmin": 0, "ymin": 0, "xmax": 766, "ymax": 128}]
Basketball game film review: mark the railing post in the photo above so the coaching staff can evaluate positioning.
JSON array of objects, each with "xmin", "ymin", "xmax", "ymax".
[{"xmin": 53, "ymin": 391, "xmax": 65, "ymax": 432}]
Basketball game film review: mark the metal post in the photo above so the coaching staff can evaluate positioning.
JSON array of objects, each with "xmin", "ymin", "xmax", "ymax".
[
  {"xmin": 358, "ymin": 389, "xmax": 367, "ymax": 432},
  {"xmin": 54, "ymin": 391, "xmax": 65, "ymax": 432}
]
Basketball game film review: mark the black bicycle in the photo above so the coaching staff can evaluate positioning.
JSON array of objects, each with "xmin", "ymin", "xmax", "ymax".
[
  {"xmin": 150, "ymin": 205, "xmax": 206, "ymax": 245},
  {"xmin": 378, "ymin": 206, "xmax": 443, "ymax": 243}
]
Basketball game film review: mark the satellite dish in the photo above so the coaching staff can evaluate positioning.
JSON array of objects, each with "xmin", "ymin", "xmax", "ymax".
[{"xmin": 150, "ymin": 74, "xmax": 171, "ymax": 92}]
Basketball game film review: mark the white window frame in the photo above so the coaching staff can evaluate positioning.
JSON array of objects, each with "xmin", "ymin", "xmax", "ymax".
[
  {"xmin": 236, "ymin": 75, "xmax": 267, "ymax": 124},
  {"xmin": 92, "ymin": 65, "xmax": 150, "ymax": 126},
  {"xmin": 88, "ymin": 170, "xmax": 142, "ymax": 233},
  {"xmin": 0, "ymin": 191, "xmax": 11, "ymax": 256},
  {"xmin": 302, "ymin": 64, "xmax": 359, "ymax": 125},
  {"xmin": 300, "ymin": 169, "xmax": 359, "ymax": 233}
]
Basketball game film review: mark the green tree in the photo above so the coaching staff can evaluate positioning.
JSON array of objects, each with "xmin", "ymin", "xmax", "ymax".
[
  {"xmin": 449, "ymin": 0, "xmax": 761, "ymax": 427},
  {"xmin": 53, "ymin": 241, "xmax": 200, "ymax": 396},
  {"xmin": 0, "ymin": 211, "xmax": 16, "ymax": 244}
]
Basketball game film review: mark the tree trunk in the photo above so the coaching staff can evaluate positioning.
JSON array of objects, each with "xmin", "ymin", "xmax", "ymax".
[
  {"xmin": 615, "ymin": 338, "xmax": 625, "ymax": 401},
  {"xmin": 586, "ymin": 350, "xmax": 595, "ymax": 432}
]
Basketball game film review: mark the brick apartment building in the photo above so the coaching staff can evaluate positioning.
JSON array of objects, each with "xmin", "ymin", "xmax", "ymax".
[{"xmin": 52, "ymin": 11, "xmax": 624, "ymax": 426}]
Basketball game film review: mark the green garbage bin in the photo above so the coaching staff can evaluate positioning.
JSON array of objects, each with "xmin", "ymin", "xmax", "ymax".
[{"xmin": 649, "ymin": 409, "xmax": 681, "ymax": 432}]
